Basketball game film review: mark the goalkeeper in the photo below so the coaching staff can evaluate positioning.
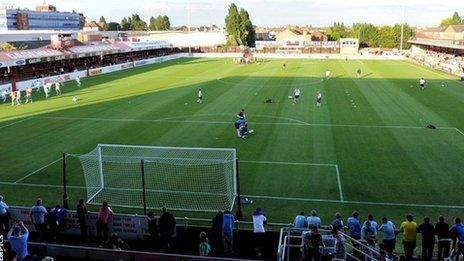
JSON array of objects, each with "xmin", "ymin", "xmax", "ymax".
[
  {"xmin": 235, "ymin": 117, "xmax": 246, "ymax": 137},
  {"xmin": 239, "ymin": 123, "xmax": 254, "ymax": 139}
]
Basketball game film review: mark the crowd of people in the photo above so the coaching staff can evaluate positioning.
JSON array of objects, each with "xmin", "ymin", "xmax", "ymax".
[
  {"xmin": 408, "ymin": 49, "xmax": 464, "ymax": 77},
  {"xmin": 292, "ymin": 210, "xmax": 464, "ymax": 261},
  {"xmin": 4, "ymin": 192, "xmax": 464, "ymax": 261}
]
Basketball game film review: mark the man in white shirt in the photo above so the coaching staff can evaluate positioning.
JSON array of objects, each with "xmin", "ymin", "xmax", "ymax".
[
  {"xmin": 460, "ymin": 70, "xmax": 464, "ymax": 81},
  {"xmin": 252, "ymin": 208, "xmax": 267, "ymax": 257},
  {"xmin": 197, "ymin": 88, "xmax": 203, "ymax": 104},
  {"xmin": 76, "ymin": 76, "xmax": 81, "ymax": 87},
  {"xmin": 316, "ymin": 91, "xmax": 322, "ymax": 107},
  {"xmin": 419, "ymin": 78, "xmax": 426, "ymax": 90},
  {"xmin": 293, "ymin": 88, "xmax": 301, "ymax": 103},
  {"xmin": 325, "ymin": 70, "xmax": 331, "ymax": 80}
]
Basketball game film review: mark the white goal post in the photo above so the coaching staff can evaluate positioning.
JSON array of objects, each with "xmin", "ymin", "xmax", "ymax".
[{"xmin": 76, "ymin": 144, "xmax": 237, "ymax": 212}]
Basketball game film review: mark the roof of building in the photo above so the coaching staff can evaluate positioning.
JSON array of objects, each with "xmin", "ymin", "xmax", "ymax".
[
  {"xmin": 447, "ymin": 25, "xmax": 464, "ymax": 33},
  {"xmin": 409, "ymin": 38, "xmax": 464, "ymax": 50}
]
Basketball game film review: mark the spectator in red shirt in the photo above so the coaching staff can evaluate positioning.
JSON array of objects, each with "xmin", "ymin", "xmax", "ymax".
[{"xmin": 96, "ymin": 201, "xmax": 113, "ymax": 244}]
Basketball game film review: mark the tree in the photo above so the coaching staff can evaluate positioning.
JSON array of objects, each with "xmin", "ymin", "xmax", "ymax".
[
  {"xmin": 239, "ymin": 8, "xmax": 255, "ymax": 47},
  {"xmin": 440, "ymin": 11, "xmax": 463, "ymax": 26},
  {"xmin": 162, "ymin": 15, "xmax": 170, "ymax": 30},
  {"xmin": 149, "ymin": 15, "xmax": 171, "ymax": 31},
  {"xmin": 225, "ymin": 4, "xmax": 242, "ymax": 45},
  {"xmin": 452, "ymin": 12, "xmax": 462, "ymax": 24},
  {"xmin": 350, "ymin": 23, "xmax": 379, "ymax": 47},
  {"xmin": 394, "ymin": 23, "xmax": 413, "ymax": 49},
  {"xmin": 121, "ymin": 14, "xmax": 147, "ymax": 31},
  {"xmin": 225, "ymin": 3, "xmax": 255, "ymax": 47},
  {"xmin": 99, "ymin": 16, "xmax": 107, "ymax": 24},
  {"xmin": 326, "ymin": 22, "xmax": 348, "ymax": 41},
  {"xmin": 79, "ymin": 13, "xmax": 86, "ymax": 29},
  {"xmin": 378, "ymin": 26, "xmax": 397, "ymax": 48},
  {"xmin": 106, "ymin": 22, "xmax": 120, "ymax": 31}
]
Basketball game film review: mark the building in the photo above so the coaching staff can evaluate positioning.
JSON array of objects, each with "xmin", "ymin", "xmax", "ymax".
[
  {"xmin": 83, "ymin": 21, "xmax": 106, "ymax": 32},
  {"xmin": 275, "ymin": 26, "xmax": 328, "ymax": 43},
  {"xmin": 0, "ymin": 4, "xmax": 80, "ymax": 31},
  {"xmin": 339, "ymin": 38, "xmax": 359, "ymax": 55}
]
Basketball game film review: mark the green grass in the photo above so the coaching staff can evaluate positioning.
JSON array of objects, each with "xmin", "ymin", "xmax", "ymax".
[{"xmin": 2, "ymin": 57, "xmax": 464, "ymax": 229}]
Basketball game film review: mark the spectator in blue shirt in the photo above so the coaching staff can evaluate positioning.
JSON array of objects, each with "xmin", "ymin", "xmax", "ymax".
[
  {"xmin": 331, "ymin": 212, "xmax": 344, "ymax": 231},
  {"xmin": 0, "ymin": 195, "xmax": 9, "ymax": 236},
  {"xmin": 365, "ymin": 214, "xmax": 378, "ymax": 231},
  {"xmin": 361, "ymin": 221, "xmax": 377, "ymax": 247},
  {"xmin": 293, "ymin": 211, "xmax": 307, "ymax": 229},
  {"xmin": 29, "ymin": 198, "xmax": 47, "ymax": 242},
  {"xmin": 222, "ymin": 210, "xmax": 235, "ymax": 256},
  {"xmin": 450, "ymin": 217, "xmax": 464, "ymax": 258},
  {"xmin": 7, "ymin": 221, "xmax": 29, "ymax": 261},
  {"xmin": 306, "ymin": 210, "xmax": 321, "ymax": 228},
  {"xmin": 347, "ymin": 211, "xmax": 361, "ymax": 239},
  {"xmin": 378, "ymin": 217, "xmax": 396, "ymax": 258}
]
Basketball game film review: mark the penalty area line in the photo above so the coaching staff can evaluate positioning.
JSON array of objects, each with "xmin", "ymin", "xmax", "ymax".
[
  {"xmin": 0, "ymin": 117, "xmax": 33, "ymax": 130},
  {"xmin": 244, "ymin": 194, "xmax": 464, "ymax": 209},
  {"xmin": 14, "ymin": 157, "xmax": 62, "ymax": 183}
]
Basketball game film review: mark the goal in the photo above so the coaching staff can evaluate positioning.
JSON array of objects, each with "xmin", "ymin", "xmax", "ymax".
[{"xmin": 76, "ymin": 144, "xmax": 237, "ymax": 212}]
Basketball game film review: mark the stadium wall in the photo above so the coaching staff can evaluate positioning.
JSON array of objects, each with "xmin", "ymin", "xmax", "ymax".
[
  {"xmin": 190, "ymin": 52, "xmax": 404, "ymax": 60},
  {"xmin": 6, "ymin": 53, "xmax": 186, "ymax": 92}
]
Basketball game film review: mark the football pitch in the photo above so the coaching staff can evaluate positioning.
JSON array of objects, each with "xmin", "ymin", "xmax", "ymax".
[{"xmin": 2, "ymin": 57, "xmax": 464, "ymax": 224}]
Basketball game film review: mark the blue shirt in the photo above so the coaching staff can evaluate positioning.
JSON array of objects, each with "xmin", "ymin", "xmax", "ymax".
[
  {"xmin": 0, "ymin": 200, "xmax": 8, "ymax": 215},
  {"xmin": 30, "ymin": 205, "xmax": 47, "ymax": 224},
  {"xmin": 307, "ymin": 216, "xmax": 321, "ymax": 228},
  {"xmin": 222, "ymin": 213, "xmax": 234, "ymax": 235},
  {"xmin": 451, "ymin": 223, "xmax": 464, "ymax": 242},
  {"xmin": 361, "ymin": 225, "xmax": 376, "ymax": 240},
  {"xmin": 8, "ymin": 232, "xmax": 29, "ymax": 261},
  {"xmin": 378, "ymin": 221, "xmax": 396, "ymax": 240},
  {"xmin": 294, "ymin": 215, "xmax": 307, "ymax": 228},
  {"xmin": 347, "ymin": 217, "xmax": 361, "ymax": 237}
]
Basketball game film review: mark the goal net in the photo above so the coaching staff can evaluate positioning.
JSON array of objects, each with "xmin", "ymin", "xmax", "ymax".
[{"xmin": 77, "ymin": 144, "xmax": 237, "ymax": 212}]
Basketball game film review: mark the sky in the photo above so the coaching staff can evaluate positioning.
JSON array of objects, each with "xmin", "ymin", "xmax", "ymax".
[{"xmin": 3, "ymin": 0, "xmax": 463, "ymax": 27}]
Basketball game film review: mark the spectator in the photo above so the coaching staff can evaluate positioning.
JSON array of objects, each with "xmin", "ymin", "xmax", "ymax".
[
  {"xmin": 331, "ymin": 228, "xmax": 346, "ymax": 259},
  {"xmin": 76, "ymin": 199, "xmax": 88, "ymax": 243},
  {"xmin": 306, "ymin": 210, "xmax": 321, "ymax": 228},
  {"xmin": 361, "ymin": 221, "xmax": 377, "ymax": 248},
  {"xmin": 293, "ymin": 211, "xmax": 307, "ymax": 229},
  {"xmin": 29, "ymin": 198, "xmax": 47, "ymax": 242},
  {"xmin": 252, "ymin": 208, "xmax": 267, "ymax": 257},
  {"xmin": 107, "ymin": 233, "xmax": 130, "ymax": 250},
  {"xmin": 158, "ymin": 206, "xmax": 176, "ymax": 250},
  {"xmin": 0, "ymin": 195, "xmax": 9, "ymax": 236},
  {"xmin": 347, "ymin": 211, "xmax": 361, "ymax": 240},
  {"xmin": 450, "ymin": 217, "xmax": 464, "ymax": 259},
  {"xmin": 211, "ymin": 211, "xmax": 223, "ymax": 256},
  {"xmin": 399, "ymin": 214, "xmax": 418, "ymax": 261},
  {"xmin": 147, "ymin": 211, "xmax": 158, "ymax": 248},
  {"xmin": 435, "ymin": 216, "xmax": 451, "ymax": 260},
  {"xmin": 96, "ymin": 201, "xmax": 114, "ymax": 245},
  {"xmin": 378, "ymin": 217, "xmax": 396, "ymax": 258},
  {"xmin": 46, "ymin": 207, "xmax": 57, "ymax": 242},
  {"xmin": 7, "ymin": 221, "xmax": 29, "ymax": 261},
  {"xmin": 331, "ymin": 212, "xmax": 344, "ymax": 231},
  {"xmin": 52, "ymin": 204, "xmax": 67, "ymax": 237},
  {"xmin": 461, "ymin": 70, "xmax": 464, "ymax": 81},
  {"xmin": 418, "ymin": 216, "xmax": 435, "ymax": 261},
  {"xmin": 199, "ymin": 231, "xmax": 211, "ymax": 256},
  {"xmin": 222, "ymin": 210, "xmax": 234, "ymax": 256},
  {"xmin": 303, "ymin": 225, "xmax": 323, "ymax": 261},
  {"xmin": 365, "ymin": 214, "xmax": 378, "ymax": 230}
]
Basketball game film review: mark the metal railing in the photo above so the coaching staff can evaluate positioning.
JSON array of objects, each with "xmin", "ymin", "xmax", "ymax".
[{"xmin": 277, "ymin": 227, "xmax": 381, "ymax": 261}]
